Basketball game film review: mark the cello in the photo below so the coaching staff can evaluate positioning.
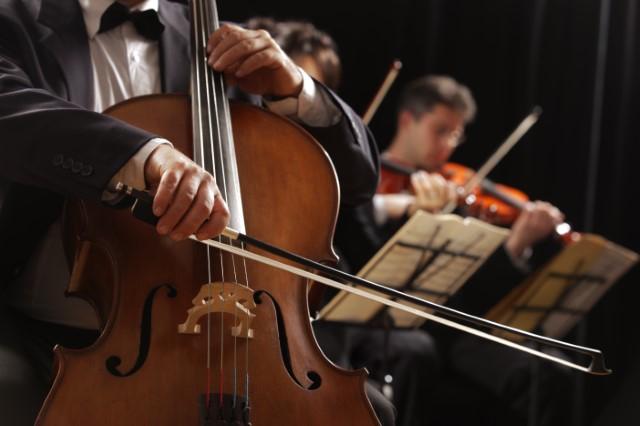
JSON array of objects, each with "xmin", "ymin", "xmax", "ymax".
[
  {"xmin": 37, "ymin": 2, "xmax": 610, "ymax": 424},
  {"xmin": 37, "ymin": 0, "xmax": 379, "ymax": 424}
]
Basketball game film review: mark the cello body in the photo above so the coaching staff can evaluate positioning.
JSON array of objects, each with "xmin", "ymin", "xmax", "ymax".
[{"xmin": 36, "ymin": 95, "xmax": 379, "ymax": 425}]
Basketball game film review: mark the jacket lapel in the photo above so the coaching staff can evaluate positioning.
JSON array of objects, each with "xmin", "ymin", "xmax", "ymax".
[
  {"xmin": 158, "ymin": 0, "xmax": 190, "ymax": 94},
  {"xmin": 37, "ymin": 0, "xmax": 93, "ymax": 109}
]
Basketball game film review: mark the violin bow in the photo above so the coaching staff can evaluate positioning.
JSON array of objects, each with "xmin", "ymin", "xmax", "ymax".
[
  {"xmin": 441, "ymin": 107, "xmax": 574, "ymax": 237},
  {"xmin": 441, "ymin": 107, "xmax": 542, "ymax": 214},
  {"xmin": 119, "ymin": 183, "xmax": 610, "ymax": 376},
  {"xmin": 362, "ymin": 60, "xmax": 403, "ymax": 126}
]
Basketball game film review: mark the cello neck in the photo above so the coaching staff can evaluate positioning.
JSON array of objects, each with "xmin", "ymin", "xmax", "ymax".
[{"xmin": 190, "ymin": 0, "xmax": 246, "ymax": 232}]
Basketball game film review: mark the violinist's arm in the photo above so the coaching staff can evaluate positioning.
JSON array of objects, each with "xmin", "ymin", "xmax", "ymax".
[
  {"xmin": 371, "ymin": 193, "xmax": 413, "ymax": 224},
  {"xmin": 408, "ymin": 171, "xmax": 457, "ymax": 215},
  {"xmin": 371, "ymin": 171, "xmax": 457, "ymax": 224},
  {"xmin": 207, "ymin": 24, "xmax": 379, "ymax": 206},
  {"xmin": 449, "ymin": 201, "xmax": 565, "ymax": 316},
  {"xmin": 504, "ymin": 201, "xmax": 564, "ymax": 259}
]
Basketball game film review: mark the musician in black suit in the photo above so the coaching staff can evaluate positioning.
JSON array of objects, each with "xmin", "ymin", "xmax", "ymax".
[
  {"xmin": 338, "ymin": 75, "xmax": 573, "ymax": 425},
  {"xmin": 0, "ymin": 1, "xmax": 380, "ymax": 423}
]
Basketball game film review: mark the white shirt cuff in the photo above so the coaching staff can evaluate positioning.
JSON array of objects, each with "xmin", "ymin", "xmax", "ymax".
[
  {"xmin": 506, "ymin": 245, "xmax": 533, "ymax": 273},
  {"xmin": 372, "ymin": 194, "xmax": 389, "ymax": 226},
  {"xmin": 264, "ymin": 68, "xmax": 341, "ymax": 127},
  {"xmin": 102, "ymin": 137, "xmax": 172, "ymax": 201}
]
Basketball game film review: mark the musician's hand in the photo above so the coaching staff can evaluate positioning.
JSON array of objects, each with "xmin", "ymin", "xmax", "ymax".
[
  {"xmin": 207, "ymin": 24, "xmax": 303, "ymax": 98},
  {"xmin": 505, "ymin": 201, "xmax": 564, "ymax": 258},
  {"xmin": 144, "ymin": 145, "xmax": 230, "ymax": 241},
  {"xmin": 408, "ymin": 171, "xmax": 457, "ymax": 215}
]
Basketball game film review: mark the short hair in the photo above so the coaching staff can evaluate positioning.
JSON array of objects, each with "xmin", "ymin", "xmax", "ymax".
[
  {"xmin": 398, "ymin": 75, "xmax": 477, "ymax": 123},
  {"xmin": 245, "ymin": 18, "xmax": 342, "ymax": 91},
  {"xmin": 244, "ymin": 17, "xmax": 281, "ymax": 38}
]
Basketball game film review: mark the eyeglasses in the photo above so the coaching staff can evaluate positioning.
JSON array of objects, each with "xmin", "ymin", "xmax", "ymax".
[{"xmin": 436, "ymin": 127, "xmax": 466, "ymax": 148}]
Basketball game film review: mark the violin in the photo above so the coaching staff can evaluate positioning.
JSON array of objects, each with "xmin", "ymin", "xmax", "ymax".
[
  {"xmin": 441, "ymin": 162, "xmax": 529, "ymax": 225},
  {"xmin": 379, "ymin": 157, "xmax": 579, "ymax": 242},
  {"xmin": 378, "ymin": 158, "xmax": 526, "ymax": 225}
]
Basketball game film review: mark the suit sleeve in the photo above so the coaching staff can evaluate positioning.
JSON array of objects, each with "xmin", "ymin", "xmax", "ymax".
[
  {"xmin": 298, "ymin": 84, "xmax": 380, "ymax": 207},
  {"xmin": 334, "ymin": 201, "xmax": 386, "ymax": 273},
  {"xmin": 446, "ymin": 234, "xmax": 563, "ymax": 316},
  {"xmin": 0, "ymin": 14, "xmax": 155, "ymax": 201},
  {"xmin": 446, "ymin": 246, "xmax": 527, "ymax": 317}
]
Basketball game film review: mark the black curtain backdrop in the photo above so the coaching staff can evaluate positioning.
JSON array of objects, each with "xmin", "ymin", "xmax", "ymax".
[{"xmin": 212, "ymin": 0, "xmax": 639, "ymax": 423}]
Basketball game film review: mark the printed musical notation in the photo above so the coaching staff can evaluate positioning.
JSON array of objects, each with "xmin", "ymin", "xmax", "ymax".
[{"xmin": 320, "ymin": 211, "xmax": 508, "ymax": 327}]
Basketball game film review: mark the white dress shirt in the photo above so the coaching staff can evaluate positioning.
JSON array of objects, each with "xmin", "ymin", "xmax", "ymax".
[{"xmin": 8, "ymin": 0, "xmax": 341, "ymax": 329}]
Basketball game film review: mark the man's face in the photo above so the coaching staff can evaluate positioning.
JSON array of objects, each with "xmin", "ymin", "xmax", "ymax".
[{"xmin": 403, "ymin": 104, "xmax": 465, "ymax": 171}]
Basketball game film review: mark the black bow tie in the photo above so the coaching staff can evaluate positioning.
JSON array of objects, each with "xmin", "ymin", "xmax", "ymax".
[{"xmin": 98, "ymin": 2, "xmax": 165, "ymax": 41}]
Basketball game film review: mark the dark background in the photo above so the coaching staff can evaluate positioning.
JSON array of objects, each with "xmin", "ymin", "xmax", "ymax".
[{"xmin": 216, "ymin": 0, "xmax": 639, "ymax": 424}]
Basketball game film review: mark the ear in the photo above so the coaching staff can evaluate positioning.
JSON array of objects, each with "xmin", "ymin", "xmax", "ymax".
[{"xmin": 398, "ymin": 110, "xmax": 416, "ymax": 130}]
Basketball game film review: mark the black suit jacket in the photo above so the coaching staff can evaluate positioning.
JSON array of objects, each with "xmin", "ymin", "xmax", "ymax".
[{"xmin": 0, "ymin": 0, "xmax": 379, "ymax": 285}]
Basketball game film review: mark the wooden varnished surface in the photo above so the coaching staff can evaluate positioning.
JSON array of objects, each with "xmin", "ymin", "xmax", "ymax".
[{"xmin": 37, "ymin": 96, "xmax": 379, "ymax": 425}]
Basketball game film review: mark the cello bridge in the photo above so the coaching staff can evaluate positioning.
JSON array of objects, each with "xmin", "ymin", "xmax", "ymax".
[{"xmin": 178, "ymin": 282, "xmax": 256, "ymax": 338}]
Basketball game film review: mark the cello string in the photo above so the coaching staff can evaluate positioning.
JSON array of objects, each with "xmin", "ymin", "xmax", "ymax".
[
  {"xmin": 201, "ymin": 0, "xmax": 222, "ymax": 406},
  {"xmin": 207, "ymin": 0, "xmax": 253, "ymax": 406},
  {"xmin": 207, "ymin": 0, "xmax": 250, "ymax": 407},
  {"xmin": 240, "ymin": 242, "xmax": 251, "ymax": 406},
  {"xmin": 229, "ymin": 235, "xmax": 240, "ymax": 408},
  {"xmin": 190, "ymin": 0, "xmax": 215, "ymax": 405},
  {"xmin": 200, "ymin": 1, "xmax": 217, "ymax": 406},
  {"xmin": 201, "ymin": 0, "xmax": 229, "ymax": 405},
  {"xmin": 201, "ymin": 0, "xmax": 227, "ymax": 406}
]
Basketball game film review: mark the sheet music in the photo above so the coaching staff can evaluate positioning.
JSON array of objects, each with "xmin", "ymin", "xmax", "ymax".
[
  {"xmin": 320, "ymin": 211, "xmax": 508, "ymax": 327},
  {"xmin": 487, "ymin": 234, "xmax": 638, "ymax": 340}
]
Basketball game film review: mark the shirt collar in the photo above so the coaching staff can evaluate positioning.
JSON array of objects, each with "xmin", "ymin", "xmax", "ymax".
[{"xmin": 78, "ymin": 0, "xmax": 160, "ymax": 39}]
